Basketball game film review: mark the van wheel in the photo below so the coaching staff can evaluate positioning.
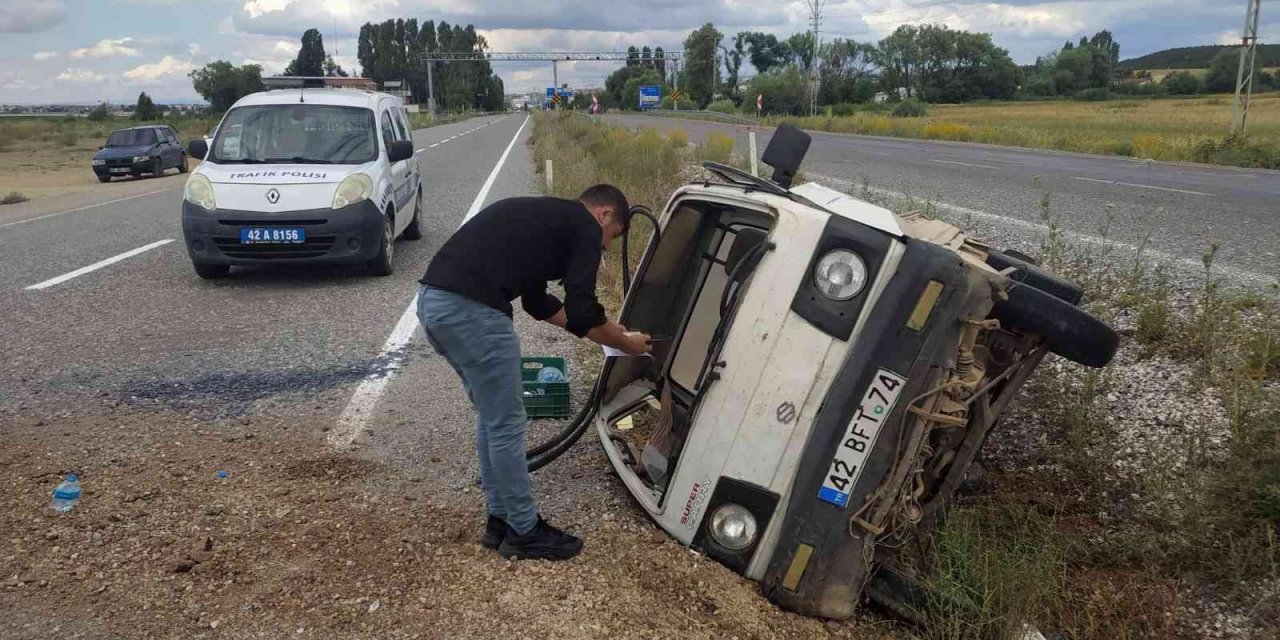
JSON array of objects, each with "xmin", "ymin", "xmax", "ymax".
[
  {"xmin": 367, "ymin": 215, "xmax": 395, "ymax": 276},
  {"xmin": 193, "ymin": 263, "xmax": 230, "ymax": 279},
  {"xmin": 992, "ymin": 282, "xmax": 1118, "ymax": 367},
  {"xmin": 402, "ymin": 189, "xmax": 423, "ymax": 241}
]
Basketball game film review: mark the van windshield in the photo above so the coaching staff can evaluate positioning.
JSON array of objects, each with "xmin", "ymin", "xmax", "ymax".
[
  {"xmin": 210, "ymin": 104, "xmax": 377, "ymax": 165},
  {"xmin": 106, "ymin": 129, "xmax": 156, "ymax": 147}
]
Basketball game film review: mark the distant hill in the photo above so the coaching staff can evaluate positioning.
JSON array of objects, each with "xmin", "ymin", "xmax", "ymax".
[{"xmin": 1119, "ymin": 45, "xmax": 1280, "ymax": 70}]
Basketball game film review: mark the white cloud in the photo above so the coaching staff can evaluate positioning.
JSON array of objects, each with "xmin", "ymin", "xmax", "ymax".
[
  {"xmin": 33, "ymin": 52, "xmax": 59, "ymax": 61},
  {"xmin": 70, "ymin": 38, "xmax": 142, "ymax": 59},
  {"xmin": 123, "ymin": 55, "xmax": 195, "ymax": 83},
  {"xmin": 56, "ymin": 68, "xmax": 108, "ymax": 83},
  {"xmin": 0, "ymin": 0, "xmax": 65, "ymax": 33}
]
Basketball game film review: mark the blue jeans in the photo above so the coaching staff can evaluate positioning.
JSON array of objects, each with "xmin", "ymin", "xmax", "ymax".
[{"xmin": 417, "ymin": 285, "xmax": 538, "ymax": 534}]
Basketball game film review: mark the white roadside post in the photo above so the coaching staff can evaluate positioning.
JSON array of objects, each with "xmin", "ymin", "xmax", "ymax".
[
  {"xmin": 545, "ymin": 159, "xmax": 554, "ymax": 190},
  {"xmin": 748, "ymin": 129, "xmax": 759, "ymax": 177}
]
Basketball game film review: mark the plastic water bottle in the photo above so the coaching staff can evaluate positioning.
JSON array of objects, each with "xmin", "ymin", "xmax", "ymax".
[
  {"xmin": 536, "ymin": 367, "xmax": 567, "ymax": 383},
  {"xmin": 50, "ymin": 474, "xmax": 81, "ymax": 513}
]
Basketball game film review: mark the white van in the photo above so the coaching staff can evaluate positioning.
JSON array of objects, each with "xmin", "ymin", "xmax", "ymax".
[{"xmin": 181, "ymin": 88, "xmax": 422, "ymax": 279}]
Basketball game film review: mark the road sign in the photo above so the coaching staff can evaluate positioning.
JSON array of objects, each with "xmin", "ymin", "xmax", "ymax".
[
  {"xmin": 670, "ymin": 88, "xmax": 684, "ymax": 103},
  {"xmin": 639, "ymin": 85, "xmax": 660, "ymax": 110}
]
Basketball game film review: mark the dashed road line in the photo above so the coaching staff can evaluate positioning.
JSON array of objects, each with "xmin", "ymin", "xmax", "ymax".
[
  {"xmin": 1072, "ymin": 176, "xmax": 1211, "ymax": 196},
  {"xmin": 930, "ymin": 159, "xmax": 999, "ymax": 170},
  {"xmin": 25, "ymin": 239, "xmax": 174, "ymax": 290},
  {"xmin": 0, "ymin": 187, "xmax": 179, "ymax": 230},
  {"xmin": 329, "ymin": 113, "xmax": 531, "ymax": 451}
]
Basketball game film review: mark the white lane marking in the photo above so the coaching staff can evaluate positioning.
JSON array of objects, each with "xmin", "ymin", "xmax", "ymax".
[
  {"xmin": 931, "ymin": 159, "xmax": 999, "ymax": 170},
  {"xmin": 329, "ymin": 113, "xmax": 531, "ymax": 450},
  {"xmin": 463, "ymin": 114, "xmax": 530, "ymax": 224},
  {"xmin": 1072, "ymin": 176, "xmax": 1211, "ymax": 196},
  {"xmin": 428, "ymin": 143, "xmax": 439, "ymax": 148},
  {"xmin": 809, "ymin": 171, "xmax": 1272, "ymax": 285},
  {"xmin": 25, "ymin": 239, "xmax": 174, "ymax": 290},
  {"xmin": 416, "ymin": 148, "xmax": 426, "ymax": 152},
  {"xmin": 0, "ymin": 187, "xmax": 178, "ymax": 230},
  {"xmin": 327, "ymin": 298, "xmax": 420, "ymax": 450}
]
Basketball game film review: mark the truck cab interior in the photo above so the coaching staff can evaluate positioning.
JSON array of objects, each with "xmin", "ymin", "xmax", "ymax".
[{"xmin": 599, "ymin": 196, "xmax": 775, "ymax": 504}]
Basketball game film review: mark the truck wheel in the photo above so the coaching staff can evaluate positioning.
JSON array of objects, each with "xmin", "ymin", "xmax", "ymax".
[
  {"xmin": 992, "ymin": 282, "xmax": 1118, "ymax": 367},
  {"xmin": 193, "ymin": 263, "xmax": 230, "ymax": 279},
  {"xmin": 367, "ymin": 215, "xmax": 395, "ymax": 276},
  {"xmin": 402, "ymin": 189, "xmax": 423, "ymax": 240}
]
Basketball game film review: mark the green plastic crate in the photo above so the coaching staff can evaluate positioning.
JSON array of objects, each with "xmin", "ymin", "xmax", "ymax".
[{"xmin": 520, "ymin": 356, "xmax": 571, "ymax": 419}]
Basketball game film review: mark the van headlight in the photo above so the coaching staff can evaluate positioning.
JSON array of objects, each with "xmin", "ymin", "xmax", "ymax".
[
  {"xmin": 813, "ymin": 249, "xmax": 868, "ymax": 301},
  {"xmin": 183, "ymin": 174, "xmax": 216, "ymax": 210},
  {"xmin": 709, "ymin": 504, "xmax": 758, "ymax": 550},
  {"xmin": 332, "ymin": 174, "xmax": 373, "ymax": 209}
]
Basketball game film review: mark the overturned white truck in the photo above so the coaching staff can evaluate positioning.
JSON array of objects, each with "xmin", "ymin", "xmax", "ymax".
[{"xmin": 529, "ymin": 125, "xmax": 1118, "ymax": 620}]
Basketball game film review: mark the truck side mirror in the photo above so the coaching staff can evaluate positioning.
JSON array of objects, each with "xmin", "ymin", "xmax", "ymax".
[
  {"xmin": 761, "ymin": 123, "xmax": 811, "ymax": 189},
  {"xmin": 187, "ymin": 139, "xmax": 208, "ymax": 160}
]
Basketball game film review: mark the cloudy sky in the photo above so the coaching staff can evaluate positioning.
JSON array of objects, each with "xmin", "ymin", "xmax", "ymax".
[{"xmin": 0, "ymin": 0, "xmax": 1273, "ymax": 104}]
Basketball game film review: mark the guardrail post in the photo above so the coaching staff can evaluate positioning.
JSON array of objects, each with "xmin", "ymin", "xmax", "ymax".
[{"xmin": 749, "ymin": 129, "xmax": 759, "ymax": 177}]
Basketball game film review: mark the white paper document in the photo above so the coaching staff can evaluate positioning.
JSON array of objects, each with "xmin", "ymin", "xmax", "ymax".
[{"xmin": 602, "ymin": 345, "xmax": 653, "ymax": 359}]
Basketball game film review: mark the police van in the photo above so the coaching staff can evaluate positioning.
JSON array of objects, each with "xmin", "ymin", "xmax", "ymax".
[{"xmin": 182, "ymin": 81, "xmax": 422, "ymax": 279}]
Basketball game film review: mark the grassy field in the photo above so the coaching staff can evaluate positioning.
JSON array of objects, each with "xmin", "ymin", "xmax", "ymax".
[
  {"xmin": 532, "ymin": 112, "xmax": 1280, "ymax": 637},
  {"xmin": 767, "ymin": 94, "xmax": 1280, "ymax": 169}
]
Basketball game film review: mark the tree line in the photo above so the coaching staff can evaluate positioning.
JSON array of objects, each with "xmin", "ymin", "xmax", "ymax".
[{"xmin": 187, "ymin": 19, "xmax": 503, "ymax": 113}]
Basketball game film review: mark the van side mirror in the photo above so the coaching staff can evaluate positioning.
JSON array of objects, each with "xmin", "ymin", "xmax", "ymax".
[
  {"xmin": 187, "ymin": 139, "xmax": 208, "ymax": 160},
  {"xmin": 388, "ymin": 140, "xmax": 415, "ymax": 163}
]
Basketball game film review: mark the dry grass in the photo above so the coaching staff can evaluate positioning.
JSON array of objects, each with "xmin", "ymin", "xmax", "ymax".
[{"xmin": 769, "ymin": 94, "xmax": 1280, "ymax": 168}]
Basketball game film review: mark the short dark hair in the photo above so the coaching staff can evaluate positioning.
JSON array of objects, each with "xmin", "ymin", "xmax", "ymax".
[{"xmin": 578, "ymin": 184, "xmax": 631, "ymax": 233}]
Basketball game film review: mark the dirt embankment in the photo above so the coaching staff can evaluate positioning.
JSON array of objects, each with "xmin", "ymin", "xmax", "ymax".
[{"xmin": 0, "ymin": 406, "xmax": 899, "ymax": 639}]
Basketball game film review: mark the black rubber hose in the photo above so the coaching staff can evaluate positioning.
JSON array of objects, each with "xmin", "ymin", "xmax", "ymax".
[{"xmin": 525, "ymin": 205, "xmax": 661, "ymax": 472}]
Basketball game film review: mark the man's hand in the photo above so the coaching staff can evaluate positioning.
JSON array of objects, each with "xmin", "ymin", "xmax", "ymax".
[{"xmin": 620, "ymin": 330, "xmax": 652, "ymax": 356}]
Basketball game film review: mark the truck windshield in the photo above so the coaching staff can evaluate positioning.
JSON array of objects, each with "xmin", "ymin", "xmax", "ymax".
[
  {"xmin": 106, "ymin": 129, "xmax": 156, "ymax": 147},
  {"xmin": 209, "ymin": 105, "xmax": 377, "ymax": 165}
]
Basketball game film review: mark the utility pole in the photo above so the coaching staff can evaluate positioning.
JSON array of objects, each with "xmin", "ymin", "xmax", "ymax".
[
  {"xmin": 1230, "ymin": 0, "xmax": 1262, "ymax": 137},
  {"xmin": 426, "ymin": 61, "xmax": 436, "ymax": 113},
  {"xmin": 807, "ymin": 0, "xmax": 826, "ymax": 117}
]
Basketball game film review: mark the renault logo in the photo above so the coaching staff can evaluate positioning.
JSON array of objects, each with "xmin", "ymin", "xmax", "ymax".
[{"xmin": 266, "ymin": 188, "xmax": 280, "ymax": 204}]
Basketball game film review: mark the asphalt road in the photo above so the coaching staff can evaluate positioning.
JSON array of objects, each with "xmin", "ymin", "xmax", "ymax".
[
  {"xmin": 604, "ymin": 114, "xmax": 1279, "ymax": 281},
  {"xmin": 0, "ymin": 114, "xmax": 534, "ymax": 423}
]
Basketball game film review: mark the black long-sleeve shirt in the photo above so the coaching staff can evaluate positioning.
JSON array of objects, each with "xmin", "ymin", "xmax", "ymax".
[{"xmin": 420, "ymin": 197, "xmax": 607, "ymax": 337}]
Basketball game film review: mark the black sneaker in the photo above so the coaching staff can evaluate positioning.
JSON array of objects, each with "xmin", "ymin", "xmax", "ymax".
[
  {"xmin": 498, "ymin": 516, "xmax": 584, "ymax": 561},
  {"xmin": 481, "ymin": 515, "xmax": 507, "ymax": 550}
]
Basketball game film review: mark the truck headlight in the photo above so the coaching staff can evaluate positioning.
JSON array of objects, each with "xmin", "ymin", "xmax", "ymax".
[
  {"xmin": 813, "ymin": 249, "xmax": 868, "ymax": 301},
  {"xmin": 183, "ymin": 174, "xmax": 216, "ymax": 210},
  {"xmin": 92, "ymin": 159, "xmax": 106, "ymax": 166},
  {"xmin": 332, "ymin": 174, "xmax": 373, "ymax": 209},
  {"xmin": 709, "ymin": 504, "xmax": 758, "ymax": 550}
]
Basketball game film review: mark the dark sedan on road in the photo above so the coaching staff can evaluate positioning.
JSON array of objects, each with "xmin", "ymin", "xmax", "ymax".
[{"xmin": 92, "ymin": 125, "xmax": 188, "ymax": 183}]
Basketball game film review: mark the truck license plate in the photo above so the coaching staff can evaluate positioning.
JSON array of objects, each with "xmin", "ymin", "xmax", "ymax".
[{"xmin": 817, "ymin": 368, "xmax": 907, "ymax": 508}]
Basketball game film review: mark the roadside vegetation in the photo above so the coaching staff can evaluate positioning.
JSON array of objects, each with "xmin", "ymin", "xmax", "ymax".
[
  {"xmin": 534, "ymin": 112, "xmax": 1280, "ymax": 638},
  {"xmin": 765, "ymin": 94, "xmax": 1280, "ymax": 168}
]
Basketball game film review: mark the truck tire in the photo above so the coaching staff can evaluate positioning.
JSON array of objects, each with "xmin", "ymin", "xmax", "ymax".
[
  {"xmin": 992, "ymin": 282, "xmax": 1118, "ymax": 368},
  {"xmin": 986, "ymin": 249, "xmax": 1083, "ymax": 305}
]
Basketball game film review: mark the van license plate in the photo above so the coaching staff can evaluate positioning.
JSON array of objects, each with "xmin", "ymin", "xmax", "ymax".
[
  {"xmin": 239, "ymin": 227, "xmax": 305, "ymax": 244},
  {"xmin": 817, "ymin": 369, "xmax": 907, "ymax": 508}
]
